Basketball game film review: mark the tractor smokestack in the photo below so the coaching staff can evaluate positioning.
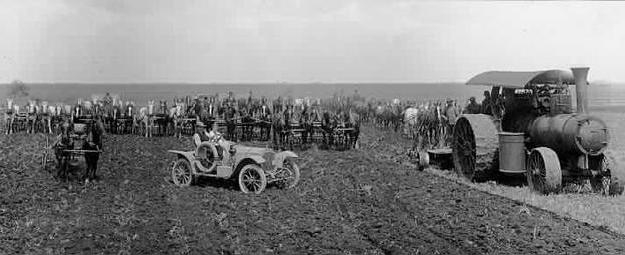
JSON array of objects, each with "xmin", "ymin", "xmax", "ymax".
[{"xmin": 571, "ymin": 67, "xmax": 589, "ymax": 114}]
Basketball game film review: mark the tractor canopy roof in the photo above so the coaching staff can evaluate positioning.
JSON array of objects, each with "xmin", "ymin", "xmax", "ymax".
[{"xmin": 466, "ymin": 69, "xmax": 575, "ymax": 88}]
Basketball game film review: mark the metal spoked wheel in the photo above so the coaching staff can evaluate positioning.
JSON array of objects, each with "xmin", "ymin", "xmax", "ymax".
[
  {"xmin": 591, "ymin": 155, "xmax": 612, "ymax": 195},
  {"xmin": 238, "ymin": 164, "xmax": 267, "ymax": 194},
  {"xmin": 527, "ymin": 147, "xmax": 562, "ymax": 194},
  {"xmin": 452, "ymin": 114, "xmax": 498, "ymax": 182},
  {"xmin": 593, "ymin": 152, "xmax": 625, "ymax": 196},
  {"xmin": 274, "ymin": 159, "xmax": 300, "ymax": 189},
  {"xmin": 172, "ymin": 159, "xmax": 194, "ymax": 187}
]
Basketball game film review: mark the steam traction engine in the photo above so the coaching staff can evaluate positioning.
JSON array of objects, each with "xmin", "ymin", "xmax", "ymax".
[{"xmin": 452, "ymin": 67, "xmax": 624, "ymax": 195}]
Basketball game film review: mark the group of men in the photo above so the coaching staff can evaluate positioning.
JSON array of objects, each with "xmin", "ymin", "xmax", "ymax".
[
  {"xmin": 404, "ymin": 90, "xmax": 497, "ymax": 150},
  {"xmin": 462, "ymin": 90, "xmax": 496, "ymax": 115}
]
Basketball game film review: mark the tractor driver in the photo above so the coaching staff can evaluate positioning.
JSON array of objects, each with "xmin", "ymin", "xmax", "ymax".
[{"xmin": 463, "ymin": 97, "xmax": 482, "ymax": 114}]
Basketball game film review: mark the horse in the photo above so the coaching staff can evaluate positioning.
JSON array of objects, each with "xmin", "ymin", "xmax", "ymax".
[
  {"xmin": 26, "ymin": 100, "xmax": 37, "ymax": 133},
  {"xmin": 168, "ymin": 103, "xmax": 182, "ymax": 138},
  {"xmin": 83, "ymin": 117, "xmax": 105, "ymax": 181},
  {"xmin": 321, "ymin": 110, "xmax": 337, "ymax": 147},
  {"xmin": 116, "ymin": 102, "xmax": 134, "ymax": 134},
  {"xmin": 136, "ymin": 106, "xmax": 150, "ymax": 137},
  {"xmin": 271, "ymin": 108, "xmax": 287, "ymax": 149},
  {"xmin": 38, "ymin": 101, "xmax": 53, "ymax": 134},
  {"xmin": 258, "ymin": 101, "xmax": 272, "ymax": 141},
  {"xmin": 403, "ymin": 106, "xmax": 419, "ymax": 138},
  {"xmin": 345, "ymin": 109, "xmax": 361, "ymax": 149},
  {"xmin": 240, "ymin": 107, "xmax": 256, "ymax": 141},
  {"xmin": 4, "ymin": 98, "xmax": 14, "ymax": 134},
  {"xmin": 150, "ymin": 100, "xmax": 170, "ymax": 136}
]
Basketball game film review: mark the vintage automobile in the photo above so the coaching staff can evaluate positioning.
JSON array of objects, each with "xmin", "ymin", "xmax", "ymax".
[{"xmin": 168, "ymin": 133, "xmax": 300, "ymax": 194}]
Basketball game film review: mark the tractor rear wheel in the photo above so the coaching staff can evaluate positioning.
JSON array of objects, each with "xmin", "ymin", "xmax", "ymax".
[
  {"xmin": 527, "ymin": 147, "xmax": 562, "ymax": 194},
  {"xmin": 452, "ymin": 114, "xmax": 499, "ymax": 182}
]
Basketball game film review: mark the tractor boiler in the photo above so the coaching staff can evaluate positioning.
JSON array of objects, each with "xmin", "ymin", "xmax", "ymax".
[{"xmin": 529, "ymin": 114, "xmax": 608, "ymax": 156}]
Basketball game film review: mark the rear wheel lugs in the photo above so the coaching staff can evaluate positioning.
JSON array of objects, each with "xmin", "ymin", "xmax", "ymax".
[{"xmin": 452, "ymin": 114, "xmax": 499, "ymax": 182}]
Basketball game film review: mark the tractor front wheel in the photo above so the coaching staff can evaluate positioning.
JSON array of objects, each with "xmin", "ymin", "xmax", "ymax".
[{"xmin": 527, "ymin": 147, "xmax": 562, "ymax": 194}]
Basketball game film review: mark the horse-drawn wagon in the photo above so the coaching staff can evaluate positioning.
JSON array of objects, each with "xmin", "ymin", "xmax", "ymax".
[{"xmin": 42, "ymin": 116, "xmax": 104, "ymax": 181}]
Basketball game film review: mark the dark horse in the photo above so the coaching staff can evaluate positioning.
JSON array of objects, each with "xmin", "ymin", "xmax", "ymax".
[
  {"xmin": 84, "ymin": 117, "xmax": 105, "ymax": 181},
  {"xmin": 55, "ymin": 117, "xmax": 105, "ymax": 182},
  {"xmin": 321, "ymin": 110, "xmax": 337, "ymax": 147}
]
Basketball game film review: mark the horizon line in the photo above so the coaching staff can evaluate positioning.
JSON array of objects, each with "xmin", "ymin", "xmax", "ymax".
[
  {"xmin": 0, "ymin": 81, "xmax": 467, "ymax": 85},
  {"xmin": 0, "ymin": 80, "xmax": 619, "ymax": 85}
]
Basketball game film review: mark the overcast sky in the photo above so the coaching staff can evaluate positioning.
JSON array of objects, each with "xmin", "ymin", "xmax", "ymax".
[{"xmin": 1, "ymin": 0, "xmax": 624, "ymax": 83}]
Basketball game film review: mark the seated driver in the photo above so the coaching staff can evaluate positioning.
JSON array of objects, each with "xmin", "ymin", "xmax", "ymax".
[
  {"xmin": 193, "ymin": 121, "xmax": 224, "ymax": 161},
  {"xmin": 193, "ymin": 121, "xmax": 210, "ymax": 147},
  {"xmin": 207, "ymin": 121, "xmax": 222, "ymax": 142}
]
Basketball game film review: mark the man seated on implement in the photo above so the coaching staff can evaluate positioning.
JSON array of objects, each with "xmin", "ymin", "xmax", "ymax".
[{"xmin": 193, "ymin": 121, "xmax": 224, "ymax": 170}]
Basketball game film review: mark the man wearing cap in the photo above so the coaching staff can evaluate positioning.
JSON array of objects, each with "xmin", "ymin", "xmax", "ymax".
[
  {"xmin": 193, "ymin": 121, "xmax": 211, "ymax": 147},
  {"xmin": 442, "ymin": 98, "xmax": 459, "ymax": 146},
  {"xmin": 463, "ymin": 97, "xmax": 481, "ymax": 114},
  {"xmin": 194, "ymin": 121, "xmax": 224, "ymax": 169},
  {"xmin": 481, "ymin": 90, "xmax": 493, "ymax": 115}
]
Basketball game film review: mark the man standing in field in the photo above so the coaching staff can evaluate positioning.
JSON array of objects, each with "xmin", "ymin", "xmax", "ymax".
[{"xmin": 443, "ymin": 98, "xmax": 459, "ymax": 146}]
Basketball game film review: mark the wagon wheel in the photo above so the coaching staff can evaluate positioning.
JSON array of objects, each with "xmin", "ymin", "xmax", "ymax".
[
  {"xmin": 238, "ymin": 164, "xmax": 267, "ymax": 194},
  {"xmin": 171, "ymin": 158, "xmax": 194, "ymax": 187},
  {"xmin": 274, "ymin": 159, "xmax": 300, "ymax": 189},
  {"xmin": 527, "ymin": 147, "xmax": 562, "ymax": 194},
  {"xmin": 452, "ymin": 114, "xmax": 498, "ymax": 182}
]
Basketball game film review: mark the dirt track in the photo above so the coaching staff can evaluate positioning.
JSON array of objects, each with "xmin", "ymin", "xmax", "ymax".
[{"xmin": 1, "ymin": 127, "xmax": 625, "ymax": 254}]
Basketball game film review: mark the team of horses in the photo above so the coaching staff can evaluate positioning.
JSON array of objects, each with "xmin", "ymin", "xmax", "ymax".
[
  {"xmin": 2, "ymin": 94, "xmax": 471, "ymax": 183},
  {"xmin": 3, "ymin": 95, "xmax": 362, "ymax": 150},
  {"xmin": 348, "ymin": 98, "xmax": 465, "ymax": 150}
]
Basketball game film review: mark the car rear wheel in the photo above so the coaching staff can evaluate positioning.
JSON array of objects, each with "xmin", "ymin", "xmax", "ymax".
[{"xmin": 276, "ymin": 159, "xmax": 300, "ymax": 189}]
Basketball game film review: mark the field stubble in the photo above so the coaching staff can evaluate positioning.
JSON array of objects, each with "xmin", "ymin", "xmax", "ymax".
[
  {"xmin": 1, "ymin": 113, "xmax": 625, "ymax": 254},
  {"xmin": 391, "ymin": 112, "xmax": 625, "ymax": 236}
]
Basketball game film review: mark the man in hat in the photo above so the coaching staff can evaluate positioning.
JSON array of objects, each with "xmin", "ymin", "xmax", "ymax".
[
  {"xmin": 193, "ymin": 121, "xmax": 210, "ymax": 148},
  {"xmin": 481, "ymin": 90, "xmax": 493, "ymax": 115},
  {"xmin": 194, "ymin": 121, "xmax": 225, "ymax": 167},
  {"xmin": 442, "ymin": 98, "xmax": 459, "ymax": 146},
  {"xmin": 463, "ymin": 97, "xmax": 481, "ymax": 114}
]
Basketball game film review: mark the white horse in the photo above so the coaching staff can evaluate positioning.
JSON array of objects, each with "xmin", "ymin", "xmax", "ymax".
[
  {"xmin": 26, "ymin": 100, "xmax": 38, "ymax": 133},
  {"xmin": 136, "ymin": 106, "xmax": 151, "ymax": 137},
  {"xmin": 403, "ymin": 106, "xmax": 419, "ymax": 138},
  {"xmin": 169, "ymin": 104, "xmax": 182, "ymax": 138},
  {"xmin": 4, "ymin": 98, "xmax": 14, "ymax": 134},
  {"xmin": 39, "ymin": 101, "xmax": 52, "ymax": 133}
]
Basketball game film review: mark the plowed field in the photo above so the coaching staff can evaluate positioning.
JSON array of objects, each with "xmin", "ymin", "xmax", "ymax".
[{"xmin": 1, "ymin": 126, "xmax": 624, "ymax": 254}]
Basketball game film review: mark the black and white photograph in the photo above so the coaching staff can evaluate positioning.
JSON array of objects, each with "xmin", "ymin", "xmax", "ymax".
[{"xmin": 2, "ymin": 0, "xmax": 625, "ymax": 254}]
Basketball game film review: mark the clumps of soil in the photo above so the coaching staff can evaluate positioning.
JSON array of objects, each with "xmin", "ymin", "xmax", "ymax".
[{"xmin": 2, "ymin": 128, "xmax": 625, "ymax": 254}]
